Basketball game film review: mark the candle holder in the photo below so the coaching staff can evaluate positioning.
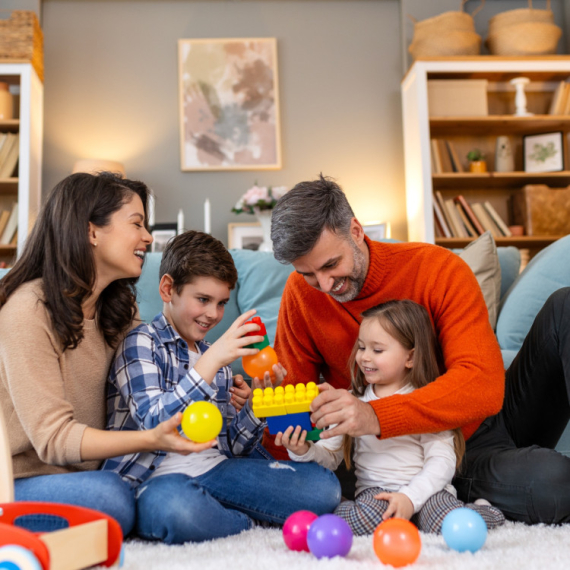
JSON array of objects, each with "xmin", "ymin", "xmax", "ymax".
[{"xmin": 510, "ymin": 77, "xmax": 533, "ymax": 117}]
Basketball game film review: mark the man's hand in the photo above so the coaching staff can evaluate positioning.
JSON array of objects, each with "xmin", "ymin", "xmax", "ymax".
[
  {"xmin": 230, "ymin": 375, "xmax": 251, "ymax": 411},
  {"xmin": 310, "ymin": 383, "xmax": 381, "ymax": 439},
  {"xmin": 374, "ymin": 491, "xmax": 414, "ymax": 521}
]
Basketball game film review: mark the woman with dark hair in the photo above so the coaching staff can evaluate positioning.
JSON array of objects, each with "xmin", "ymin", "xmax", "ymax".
[{"xmin": 0, "ymin": 172, "xmax": 213, "ymax": 536}]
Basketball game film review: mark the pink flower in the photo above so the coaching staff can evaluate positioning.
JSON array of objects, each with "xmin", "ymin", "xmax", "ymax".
[{"xmin": 243, "ymin": 185, "xmax": 270, "ymax": 206}]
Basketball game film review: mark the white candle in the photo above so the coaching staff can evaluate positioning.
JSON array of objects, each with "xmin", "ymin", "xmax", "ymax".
[
  {"xmin": 204, "ymin": 198, "xmax": 211, "ymax": 234},
  {"xmin": 177, "ymin": 208, "xmax": 184, "ymax": 235},
  {"xmin": 148, "ymin": 194, "xmax": 155, "ymax": 227}
]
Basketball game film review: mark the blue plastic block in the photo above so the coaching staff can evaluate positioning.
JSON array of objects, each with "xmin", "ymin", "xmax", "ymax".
[{"xmin": 266, "ymin": 412, "xmax": 313, "ymax": 435}]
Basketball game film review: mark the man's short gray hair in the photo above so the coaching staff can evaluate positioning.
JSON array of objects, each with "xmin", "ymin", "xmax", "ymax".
[{"xmin": 271, "ymin": 174, "xmax": 354, "ymax": 264}]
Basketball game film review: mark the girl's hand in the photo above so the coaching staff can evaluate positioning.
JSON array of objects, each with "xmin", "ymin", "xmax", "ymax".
[
  {"xmin": 275, "ymin": 425, "xmax": 310, "ymax": 456},
  {"xmin": 150, "ymin": 413, "xmax": 217, "ymax": 454},
  {"xmin": 374, "ymin": 492, "xmax": 414, "ymax": 521},
  {"xmin": 230, "ymin": 375, "xmax": 251, "ymax": 411}
]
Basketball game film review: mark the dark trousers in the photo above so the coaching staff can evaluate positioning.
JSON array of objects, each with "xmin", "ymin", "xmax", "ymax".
[{"xmin": 454, "ymin": 287, "xmax": 570, "ymax": 524}]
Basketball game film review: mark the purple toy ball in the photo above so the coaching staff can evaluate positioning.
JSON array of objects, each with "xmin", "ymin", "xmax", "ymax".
[
  {"xmin": 307, "ymin": 514, "xmax": 353, "ymax": 559},
  {"xmin": 283, "ymin": 511, "xmax": 319, "ymax": 552}
]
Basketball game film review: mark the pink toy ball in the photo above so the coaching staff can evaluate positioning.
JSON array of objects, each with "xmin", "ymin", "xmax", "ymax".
[
  {"xmin": 283, "ymin": 510, "xmax": 318, "ymax": 552},
  {"xmin": 306, "ymin": 514, "xmax": 353, "ymax": 559}
]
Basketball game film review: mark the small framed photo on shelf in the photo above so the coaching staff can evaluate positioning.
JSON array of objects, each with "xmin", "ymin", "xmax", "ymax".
[
  {"xmin": 362, "ymin": 222, "xmax": 391, "ymax": 242},
  {"xmin": 523, "ymin": 131, "xmax": 564, "ymax": 173},
  {"xmin": 151, "ymin": 223, "xmax": 177, "ymax": 253},
  {"xmin": 228, "ymin": 222, "xmax": 263, "ymax": 250}
]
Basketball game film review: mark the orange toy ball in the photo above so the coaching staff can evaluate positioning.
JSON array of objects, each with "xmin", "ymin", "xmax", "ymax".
[
  {"xmin": 373, "ymin": 518, "xmax": 421, "ymax": 568},
  {"xmin": 242, "ymin": 346, "xmax": 279, "ymax": 380}
]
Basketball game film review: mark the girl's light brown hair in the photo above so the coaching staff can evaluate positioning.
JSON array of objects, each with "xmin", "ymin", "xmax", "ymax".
[{"xmin": 343, "ymin": 299, "xmax": 465, "ymax": 469}]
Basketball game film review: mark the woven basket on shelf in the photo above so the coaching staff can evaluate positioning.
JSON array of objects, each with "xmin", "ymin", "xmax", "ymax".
[
  {"xmin": 488, "ymin": 0, "xmax": 554, "ymax": 36},
  {"xmin": 0, "ymin": 11, "xmax": 44, "ymax": 82},
  {"xmin": 408, "ymin": 0, "xmax": 484, "ymax": 60},
  {"xmin": 487, "ymin": 21, "xmax": 561, "ymax": 56}
]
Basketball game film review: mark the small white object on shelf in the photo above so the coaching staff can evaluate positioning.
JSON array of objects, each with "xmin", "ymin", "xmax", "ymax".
[
  {"xmin": 148, "ymin": 194, "xmax": 155, "ymax": 227},
  {"xmin": 510, "ymin": 77, "xmax": 533, "ymax": 117},
  {"xmin": 177, "ymin": 208, "xmax": 185, "ymax": 235},
  {"xmin": 204, "ymin": 199, "xmax": 211, "ymax": 234}
]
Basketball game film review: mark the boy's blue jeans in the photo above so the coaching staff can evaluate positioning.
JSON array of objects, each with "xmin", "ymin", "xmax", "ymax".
[
  {"xmin": 135, "ymin": 458, "xmax": 341, "ymax": 544},
  {"xmin": 14, "ymin": 470, "xmax": 136, "ymax": 536}
]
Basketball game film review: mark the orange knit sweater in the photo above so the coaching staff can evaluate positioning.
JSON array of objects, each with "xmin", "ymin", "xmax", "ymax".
[{"xmin": 264, "ymin": 238, "xmax": 505, "ymax": 458}]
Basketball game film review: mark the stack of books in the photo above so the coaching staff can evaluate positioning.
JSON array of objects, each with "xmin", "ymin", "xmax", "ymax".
[
  {"xmin": 0, "ymin": 202, "xmax": 18, "ymax": 246},
  {"xmin": 0, "ymin": 133, "xmax": 20, "ymax": 179},
  {"xmin": 433, "ymin": 191, "xmax": 511, "ymax": 239}
]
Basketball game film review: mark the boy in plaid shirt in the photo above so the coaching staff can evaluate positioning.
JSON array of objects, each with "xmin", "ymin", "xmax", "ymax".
[{"xmin": 103, "ymin": 231, "xmax": 340, "ymax": 543}]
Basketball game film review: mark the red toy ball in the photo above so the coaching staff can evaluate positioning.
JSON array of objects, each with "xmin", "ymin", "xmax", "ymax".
[
  {"xmin": 282, "ymin": 511, "xmax": 318, "ymax": 552},
  {"xmin": 373, "ymin": 518, "xmax": 422, "ymax": 568}
]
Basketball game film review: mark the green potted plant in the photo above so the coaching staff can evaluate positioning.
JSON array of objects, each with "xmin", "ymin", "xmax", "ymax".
[{"xmin": 467, "ymin": 149, "xmax": 487, "ymax": 173}]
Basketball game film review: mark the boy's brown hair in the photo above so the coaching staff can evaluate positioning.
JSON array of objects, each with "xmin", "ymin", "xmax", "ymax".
[{"xmin": 159, "ymin": 230, "xmax": 238, "ymax": 293}]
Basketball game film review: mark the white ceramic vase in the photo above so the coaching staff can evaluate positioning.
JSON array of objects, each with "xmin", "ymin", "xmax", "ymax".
[
  {"xmin": 495, "ymin": 136, "xmax": 514, "ymax": 172},
  {"xmin": 255, "ymin": 209, "xmax": 273, "ymax": 252}
]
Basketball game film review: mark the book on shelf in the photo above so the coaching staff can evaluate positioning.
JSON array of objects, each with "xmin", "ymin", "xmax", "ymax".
[
  {"xmin": 549, "ymin": 81, "xmax": 568, "ymax": 115},
  {"xmin": 0, "ymin": 133, "xmax": 19, "ymax": 178},
  {"xmin": 444, "ymin": 199, "xmax": 468, "ymax": 237},
  {"xmin": 471, "ymin": 202, "xmax": 502, "ymax": 238},
  {"xmin": 0, "ymin": 202, "xmax": 18, "ymax": 245},
  {"xmin": 445, "ymin": 140, "xmax": 465, "ymax": 173},
  {"xmin": 430, "ymin": 139, "xmax": 443, "ymax": 174},
  {"xmin": 9, "ymin": 230, "xmax": 17, "ymax": 246},
  {"xmin": 437, "ymin": 139, "xmax": 454, "ymax": 173},
  {"xmin": 0, "ymin": 209, "xmax": 10, "ymax": 238},
  {"xmin": 455, "ymin": 203, "xmax": 477, "ymax": 237},
  {"xmin": 0, "ymin": 133, "xmax": 15, "ymax": 175},
  {"xmin": 433, "ymin": 196, "xmax": 452, "ymax": 238},
  {"xmin": 483, "ymin": 201, "xmax": 512, "ymax": 237},
  {"xmin": 434, "ymin": 190, "xmax": 453, "ymax": 233},
  {"xmin": 454, "ymin": 195, "xmax": 485, "ymax": 235}
]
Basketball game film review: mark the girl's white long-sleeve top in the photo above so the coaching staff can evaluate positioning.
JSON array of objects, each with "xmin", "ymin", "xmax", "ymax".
[{"xmin": 288, "ymin": 383, "xmax": 457, "ymax": 513}]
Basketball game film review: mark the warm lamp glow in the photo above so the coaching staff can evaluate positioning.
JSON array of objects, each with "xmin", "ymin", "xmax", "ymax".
[{"xmin": 72, "ymin": 159, "xmax": 126, "ymax": 177}]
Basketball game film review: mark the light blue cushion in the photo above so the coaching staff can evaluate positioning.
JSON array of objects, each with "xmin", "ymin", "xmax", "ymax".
[
  {"xmin": 136, "ymin": 253, "xmax": 164, "ymax": 324},
  {"xmin": 0, "ymin": 268, "xmax": 9, "ymax": 280},
  {"xmin": 496, "ymin": 247, "xmax": 521, "ymax": 300},
  {"xmin": 497, "ymin": 235, "xmax": 570, "ymax": 353}
]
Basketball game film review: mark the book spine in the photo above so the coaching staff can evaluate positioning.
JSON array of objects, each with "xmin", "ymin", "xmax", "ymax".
[
  {"xmin": 454, "ymin": 195, "xmax": 485, "ymax": 235},
  {"xmin": 483, "ymin": 201, "xmax": 512, "ymax": 237},
  {"xmin": 433, "ymin": 196, "xmax": 452, "ymax": 238}
]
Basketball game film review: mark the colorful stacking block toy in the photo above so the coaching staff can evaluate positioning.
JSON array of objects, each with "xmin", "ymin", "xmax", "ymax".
[{"xmin": 252, "ymin": 382, "xmax": 322, "ymax": 440}]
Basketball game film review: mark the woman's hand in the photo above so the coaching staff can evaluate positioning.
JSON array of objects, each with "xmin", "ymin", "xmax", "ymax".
[
  {"xmin": 230, "ymin": 375, "xmax": 251, "ymax": 411},
  {"xmin": 374, "ymin": 491, "xmax": 414, "ymax": 521},
  {"xmin": 150, "ymin": 412, "xmax": 217, "ymax": 454},
  {"xmin": 275, "ymin": 425, "xmax": 310, "ymax": 456}
]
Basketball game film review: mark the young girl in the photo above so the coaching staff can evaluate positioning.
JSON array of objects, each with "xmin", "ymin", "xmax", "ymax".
[
  {"xmin": 277, "ymin": 300, "xmax": 505, "ymax": 535},
  {"xmin": 0, "ymin": 172, "xmax": 214, "ymax": 536}
]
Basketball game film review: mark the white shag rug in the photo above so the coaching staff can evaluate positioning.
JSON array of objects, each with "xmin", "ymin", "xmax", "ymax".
[{"xmin": 112, "ymin": 522, "xmax": 570, "ymax": 570}]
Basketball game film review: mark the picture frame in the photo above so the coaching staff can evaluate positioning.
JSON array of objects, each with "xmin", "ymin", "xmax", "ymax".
[
  {"xmin": 178, "ymin": 37, "xmax": 282, "ymax": 171},
  {"xmin": 228, "ymin": 222, "xmax": 263, "ymax": 250},
  {"xmin": 151, "ymin": 223, "xmax": 177, "ymax": 253},
  {"xmin": 362, "ymin": 222, "xmax": 390, "ymax": 242},
  {"xmin": 523, "ymin": 131, "xmax": 564, "ymax": 173}
]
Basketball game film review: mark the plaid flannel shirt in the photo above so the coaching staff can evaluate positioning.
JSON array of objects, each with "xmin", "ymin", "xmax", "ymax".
[{"xmin": 101, "ymin": 313, "xmax": 266, "ymax": 488}]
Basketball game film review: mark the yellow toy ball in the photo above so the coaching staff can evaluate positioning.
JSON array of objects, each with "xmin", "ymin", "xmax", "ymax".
[{"xmin": 181, "ymin": 401, "xmax": 223, "ymax": 443}]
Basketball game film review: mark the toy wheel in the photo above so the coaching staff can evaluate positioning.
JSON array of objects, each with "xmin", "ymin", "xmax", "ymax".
[{"xmin": 0, "ymin": 546, "xmax": 42, "ymax": 570}]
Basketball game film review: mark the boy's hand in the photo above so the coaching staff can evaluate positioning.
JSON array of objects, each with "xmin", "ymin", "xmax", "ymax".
[
  {"xmin": 374, "ymin": 492, "xmax": 414, "ymax": 521},
  {"xmin": 275, "ymin": 425, "xmax": 310, "ymax": 456},
  {"xmin": 194, "ymin": 309, "xmax": 264, "ymax": 383},
  {"xmin": 250, "ymin": 363, "xmax": 287, "ymax": 391},
  {"xmin": 230, "ymin": 375, "xmax": 251, "ymax": 411},
  {"xmin": 150, "ymin": 413, "xmax": 217, "ymax": 454}
]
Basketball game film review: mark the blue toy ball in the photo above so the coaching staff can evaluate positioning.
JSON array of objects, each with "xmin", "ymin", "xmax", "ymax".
[
  {"xmin": 306, "ymin": 514, "xmax": 353, "ymax": 559},
  {"xmin": 441, "ymin": 508, "xmax": 488, "ymax": 553}
]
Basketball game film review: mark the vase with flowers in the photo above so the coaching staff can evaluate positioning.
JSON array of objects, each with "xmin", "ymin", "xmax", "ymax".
[{"xmin": 232, "ymin": 184, "xmax": 288, "ymax": 252}]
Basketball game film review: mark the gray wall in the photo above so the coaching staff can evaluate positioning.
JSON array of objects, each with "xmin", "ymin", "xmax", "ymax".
[{"xmin": 41, "ymin": 0, "xmax": 407, "ymax": 242}]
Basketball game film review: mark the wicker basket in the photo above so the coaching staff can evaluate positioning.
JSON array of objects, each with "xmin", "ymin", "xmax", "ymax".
[
  {"xmin": 488, "ymin": 0, "xmax": 554, "ymax": 36},
  {"xmin": 0, "ymin": 11, "xmax": 44, "ymax": 82},
  {"xmin": 486, "ymin": 21, "xmax": 562, "ymax": 56},
  {"xmin": 408, "ymin": 0, "xmax": 484, "ymax": 60}
]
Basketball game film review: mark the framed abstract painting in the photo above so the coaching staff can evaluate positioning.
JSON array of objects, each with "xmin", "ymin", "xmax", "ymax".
[{"xmin": 178, "ymin": 38, "xmax": 282, "ymax": 171}]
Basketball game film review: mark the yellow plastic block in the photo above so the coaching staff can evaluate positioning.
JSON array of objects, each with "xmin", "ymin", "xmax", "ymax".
[
  {"xmin": 284, "ymin": 383, "xmax": 319, "ymax": 414},
  {"xmin": 252, "ymin": 387, "xmax": 287, "ymax": 417}
]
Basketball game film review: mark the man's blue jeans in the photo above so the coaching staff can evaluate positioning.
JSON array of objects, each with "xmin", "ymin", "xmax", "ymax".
[
  {"xmin": 135, "ymin": 458, "xmax": 341, "ymax": 544},
  {"xmin": 14, "ymin": 470, "xmax": 135, "ymax": 536}
]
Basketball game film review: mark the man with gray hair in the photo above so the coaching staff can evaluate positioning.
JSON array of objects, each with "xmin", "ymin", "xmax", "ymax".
[{"xmin": 265, "ymin": 173, "xmax": 570, "ymax": 526}]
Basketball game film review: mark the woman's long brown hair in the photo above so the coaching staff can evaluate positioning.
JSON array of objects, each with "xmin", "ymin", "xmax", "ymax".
[
  {"xmin": 343, "ymin": 300, "xmax": 465, "ymax": 470},
  {"xmin": 0, "ymin": 172, "xmax": 151, "ymax": 350}
]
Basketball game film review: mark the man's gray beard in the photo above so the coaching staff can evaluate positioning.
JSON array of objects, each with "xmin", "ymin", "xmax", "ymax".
[{"xmin": 329, "ymin": 242, "xmax": 367, "ymax": 303}]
